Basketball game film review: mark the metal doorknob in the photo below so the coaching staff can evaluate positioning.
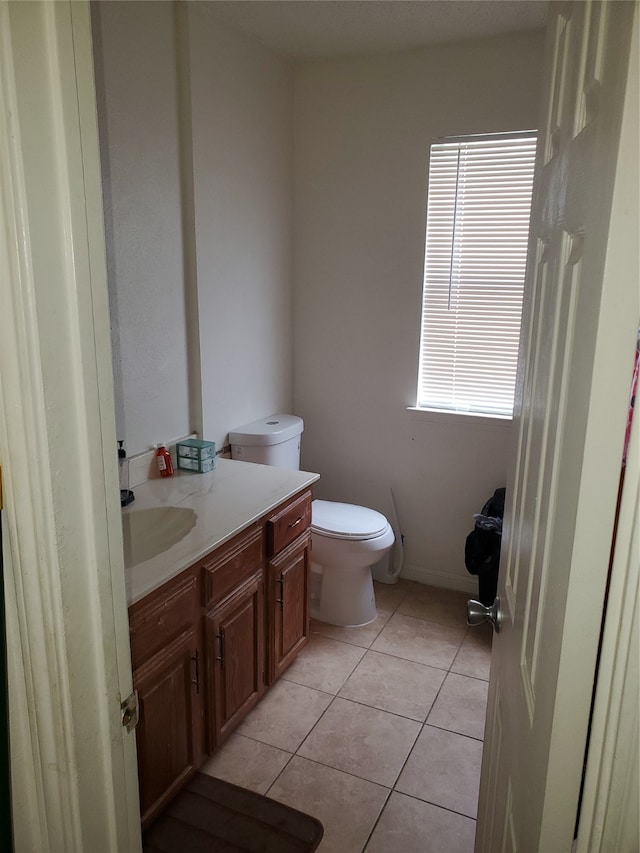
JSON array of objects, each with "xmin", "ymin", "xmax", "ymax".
[{"xmin": 467, "ymin": 596, "xmax": 502, "ymax": 633}]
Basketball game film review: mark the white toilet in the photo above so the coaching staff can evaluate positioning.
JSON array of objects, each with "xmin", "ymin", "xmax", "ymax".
[{"xmin": 229, "ymin": 415, "xmax": 394, "ymax": 627}]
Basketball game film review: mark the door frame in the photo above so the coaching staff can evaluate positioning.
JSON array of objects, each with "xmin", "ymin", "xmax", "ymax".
[
  {"xmin": 575, "ymin": 11, "xmax": 639, "ymax": 849},
  {"xmin": 0, "ymin": 2, "xmax": 140, "ymax": 850}
]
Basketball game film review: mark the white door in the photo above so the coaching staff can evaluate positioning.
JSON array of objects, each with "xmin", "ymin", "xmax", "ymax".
[{"xmin": 476, "ymin": 2, "xmax": 639, "ymax": 851}]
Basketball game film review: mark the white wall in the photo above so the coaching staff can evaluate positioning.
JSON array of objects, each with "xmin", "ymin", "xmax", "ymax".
[
  {"xmin": 188, "ymin": 6, "xmax": 294, "ymax": 446},
  {"xmin": 293, "ymin": 30, "xmax": 545, "ymax": 589},
  {"xmin": 93, "ymin": 1, "xmax": 192, "ymax": 456},
  {"xmin": 93, "ymin": 4, "xmax": 545, "ymax": 590},
  {"xmin": 92, "ymin": 2, "xmax": 294, "ymax": 456}
]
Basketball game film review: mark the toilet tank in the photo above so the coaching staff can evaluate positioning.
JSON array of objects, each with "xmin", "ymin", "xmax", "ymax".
[{"xmin": 229, "ymin": 415, "xmax": 303, "ymax": 470}]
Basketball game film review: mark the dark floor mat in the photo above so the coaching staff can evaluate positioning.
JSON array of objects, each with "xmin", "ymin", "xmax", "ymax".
[{"xmin": 142, "ymin": 772, "xmax": 324, "ymax": 852}]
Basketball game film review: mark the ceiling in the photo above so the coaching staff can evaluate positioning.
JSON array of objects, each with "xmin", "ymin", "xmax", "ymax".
[{"xmin": 210, "ymin": 0, "xmax": 549, "ymax": 60}]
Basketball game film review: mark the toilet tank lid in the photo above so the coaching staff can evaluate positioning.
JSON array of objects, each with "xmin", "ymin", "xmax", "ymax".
[
  {"xmin": 312, "ymin": 499, "xmax": 389, "ymax": 538},
  {"xmin": 228, "ymin": 414, "xmax": 304, "ymax": 447}
]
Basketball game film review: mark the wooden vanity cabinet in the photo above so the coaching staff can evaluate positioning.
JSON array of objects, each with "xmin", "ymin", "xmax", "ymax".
[
  {"xmin": 129, "ymin": 487, "xmax": 314, "ymax": 828},
  {"xmin": 266, "ymin": 490, "xmax": 313, "ymax": 683},
  {"xmin": 129, "ymin": 570, "xmax": 204, "ymax": 829},
  {"xmin": 202, "ymin": 525, "xmax": 266, "ymax": 750}
]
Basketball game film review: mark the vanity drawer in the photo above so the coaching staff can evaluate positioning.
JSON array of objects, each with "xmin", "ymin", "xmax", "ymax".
[
  {"xmin": 202, "ymin": 524, "xmax": 264, "ymax": 609},
  {"xmin": 129, "ymin": 571, "xmax": 199, "ymax": 670},
  {"xmin": 267, "ymin": 490, "xmax": 312, "ymax": 557}
]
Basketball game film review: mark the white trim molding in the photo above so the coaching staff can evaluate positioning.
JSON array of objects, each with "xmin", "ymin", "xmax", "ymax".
[
  {"xmin": 576, "ymin": 10, "xmax": 639, "ymax": 849},
  {"xmin": 400, "ymin": 563, "xmax": 477, "ymax": 595},
  {"xmin": 0, "ymin": 2, "xmax": 140, "ymax": 850}
]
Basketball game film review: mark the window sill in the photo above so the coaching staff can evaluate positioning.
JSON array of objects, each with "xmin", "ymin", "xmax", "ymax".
[{"xmin": 406, "ymin": 406, "xmax": 513, "ymax": 430}]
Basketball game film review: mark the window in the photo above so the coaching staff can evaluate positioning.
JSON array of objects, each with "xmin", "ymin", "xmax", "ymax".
[{"xmin": 416, "ymin": 131, "xmax": 537, "ymax": 417}]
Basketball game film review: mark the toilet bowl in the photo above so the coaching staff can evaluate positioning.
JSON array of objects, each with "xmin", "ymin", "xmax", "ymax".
[
  {"xmin": 228, "ymin": 415, "xmax": 395, "ymax": 627},
  {"xmin": 310, "ymin": 500, "xmax": 394, "ymax": 627}
]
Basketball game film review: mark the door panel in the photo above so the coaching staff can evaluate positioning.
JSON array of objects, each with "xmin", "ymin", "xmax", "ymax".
[
  {"xmin": 269, "ymin": 532, "xmax": 311, "ymax": 682},
  {"xmin": 281, "ymin": 552, "xmax": 305, "ymax": 655},
  {"xmin": 133, "ymin": 628, "xmax": 203, "ymax": 828},
  {"xmin": 207, "ymin": 573, "xmax": 265, "ymax": 747},
  {"xmin": 476, "ymin": 3, "xmax": 637, "ymax": 851}
]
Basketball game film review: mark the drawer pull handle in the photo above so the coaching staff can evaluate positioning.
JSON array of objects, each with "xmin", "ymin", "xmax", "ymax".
[
  {"xmin": 288, "ymin": 516, "xmax": 303, "ymax": 529},
  {"xmin": 216, "ymin": 630, "xmax": 225, "ymax": 668},
  {"xmin": 276, "ymin": 575, "xmax": 284, "ymax": 609},
  {"xmin": 191, "ymin": 649, "xmax": 200, "ymax": 694}
]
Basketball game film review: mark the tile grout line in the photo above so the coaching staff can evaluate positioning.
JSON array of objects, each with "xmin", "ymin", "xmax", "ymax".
[
  {"xmin": 378, "ymin": 586, "xmax": 485, "ymax": 834},
  {"xmin": 265, "ymin": 585, "xmax": 415, "ymax": 807},
  {"xmin": 360, "ymin": 787, "xmax": 394, "ymax": 853},
  {"xmin": 387, "ymin": 787, "xmax": 481, "ymax": 823},
  {"xmin": 227, "ymin": 581, "xmax": 487, "ymax": 849},
  {"xmin": 268, "ymin": 750, "xmax": 394, "ymax": 798}
]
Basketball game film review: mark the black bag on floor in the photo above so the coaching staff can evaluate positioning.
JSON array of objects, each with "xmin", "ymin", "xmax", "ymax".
[{"xmin": 464, "ymin": 488, "xmax": 505, "ymax": 606}]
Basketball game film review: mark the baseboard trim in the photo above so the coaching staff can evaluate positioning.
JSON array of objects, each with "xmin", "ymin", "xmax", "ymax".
[{"xmin": 400, "ymin": 563, "xmax": 478, "ymax": 595}]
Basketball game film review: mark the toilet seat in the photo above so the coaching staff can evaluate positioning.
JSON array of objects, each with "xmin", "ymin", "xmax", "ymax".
[{"xmin": 311, "ymin": 499, "xmax": 389, "ymax": 540}]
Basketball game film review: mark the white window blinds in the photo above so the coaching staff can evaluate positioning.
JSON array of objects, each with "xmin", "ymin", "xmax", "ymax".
[{"xmin": 416, "ymin": 132, "xmax": 537, "ymax": 417}]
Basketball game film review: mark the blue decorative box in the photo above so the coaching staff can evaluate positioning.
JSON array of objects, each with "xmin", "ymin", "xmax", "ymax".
[{"xmin": 176, "ymin": 439, "xmax": 216, "ymax": 473}]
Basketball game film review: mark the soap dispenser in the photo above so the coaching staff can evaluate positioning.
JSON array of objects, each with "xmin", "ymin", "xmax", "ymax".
[{"xmin": 118, "ymin": 440, "xmax": 135, "ymax": 507}]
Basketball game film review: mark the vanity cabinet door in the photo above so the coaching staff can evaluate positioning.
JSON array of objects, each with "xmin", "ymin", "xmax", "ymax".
[
  {"xmin": 205, "ymin": 571, "xmax": 265, "ymax": 749},
  {"xmin": 268, "ymin": 530, "xmax": 311, "ymax": 683},
  {"xmin": 133, "ymin": 626, "xmax": 204, "ymax": 829}
]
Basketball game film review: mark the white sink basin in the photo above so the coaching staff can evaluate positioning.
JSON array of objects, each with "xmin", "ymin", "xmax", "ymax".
[{"xmin": 122, "ymin": 506, "xmax": 198, "ymax": 568}]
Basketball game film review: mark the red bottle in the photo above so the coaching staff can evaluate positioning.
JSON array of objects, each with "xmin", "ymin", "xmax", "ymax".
[{"xmin": 155, "ymin": 443, "xmax": 174, "ymax": 477}]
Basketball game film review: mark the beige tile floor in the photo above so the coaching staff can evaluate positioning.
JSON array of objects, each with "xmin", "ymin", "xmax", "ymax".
[{"xmin": 201, "ymin": 580, "xmax": 492, "ymax": 853}]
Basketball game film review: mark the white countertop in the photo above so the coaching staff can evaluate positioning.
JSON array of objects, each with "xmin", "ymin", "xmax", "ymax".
[{"xmin": 123, "ymin": 458, "xmax": 319, "ymax": 606}]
